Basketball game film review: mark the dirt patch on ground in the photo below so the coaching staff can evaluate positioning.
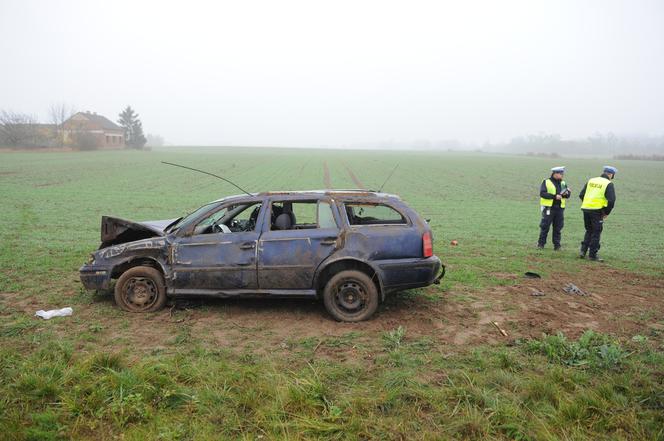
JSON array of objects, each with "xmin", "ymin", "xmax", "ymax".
[
  {"xmin": 424, "ymin": 268, "xmax": 664, "ymax": 347},
  {"xmin": 0, "ymin": 147, "xmax": 75, "ymax": 153},
  {"xmin": 35, "ymin": 180, "xmax": 71, "ymax": 187},
  {"xmin": 3, "ymin": 267, "xmax": 663, "ymax": 358}
]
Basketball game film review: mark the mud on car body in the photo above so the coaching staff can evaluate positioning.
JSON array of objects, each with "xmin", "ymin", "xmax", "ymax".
[{"xmin": 80, "ymin": 190, "xmax": 444, "ymax": 321}]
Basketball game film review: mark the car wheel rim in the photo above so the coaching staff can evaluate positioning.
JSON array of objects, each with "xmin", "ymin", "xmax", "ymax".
[
  {"xmin": 335, "ymin": 280, "xmax": 367, "ymax": 314},
  {"xmin": 123, "ymin": 277, "xmax": 158, "ymax": 311}
]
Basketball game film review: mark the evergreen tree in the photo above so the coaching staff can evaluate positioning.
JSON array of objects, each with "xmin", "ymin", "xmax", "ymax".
[
  {"xmin": 117, "ymin": 106, "xmax": 147, "ymax": 149},
  {"xmin": 131, "ymin": 119, "xmax": 147, "ymax": 148}
]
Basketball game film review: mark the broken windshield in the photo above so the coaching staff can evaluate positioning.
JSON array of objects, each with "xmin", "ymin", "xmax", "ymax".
[{"xmin": 166, "ymin": 201, "xmax": 222, "ymax": 233}]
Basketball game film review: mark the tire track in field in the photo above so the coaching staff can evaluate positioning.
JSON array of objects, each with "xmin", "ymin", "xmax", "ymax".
[
  {"xmin": 298, "ymin": 158, "xmax": 311, "ymax": 177},
  {"xmin": 323, "ymin": 161, "xmax": 332, "ymax": 188},
  {"xmin": 342, "ymin": 162, "xmax": 365, "ymax": 189}
]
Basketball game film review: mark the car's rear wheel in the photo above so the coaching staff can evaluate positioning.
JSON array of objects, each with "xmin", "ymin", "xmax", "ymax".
[
  {"xmin": 114, "ymin": 266, "xmax": 167, "ymax": 313},
  {"xmin": 323, "ymin": 270, "xmax": 379, "ymax": 322}
]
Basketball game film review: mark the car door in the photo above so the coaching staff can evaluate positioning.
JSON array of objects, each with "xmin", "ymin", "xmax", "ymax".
[
  {"xmin": 171, "ymin": 201, "xmax": 264, "ymax": 292},
  {"xmin": 257, "ymin": 197, "xmax": 341, "ymax": 290}
]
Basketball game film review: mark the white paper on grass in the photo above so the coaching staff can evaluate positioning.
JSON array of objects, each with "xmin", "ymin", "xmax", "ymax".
[{"xmin": 35, "ymin": 307, "xmax": 73, "ymax": 320}]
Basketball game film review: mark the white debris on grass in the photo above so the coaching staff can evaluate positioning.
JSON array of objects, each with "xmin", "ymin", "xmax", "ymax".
[{"xmin": 35, "ymin": 307, "xmax": 73, "ymax": 320}]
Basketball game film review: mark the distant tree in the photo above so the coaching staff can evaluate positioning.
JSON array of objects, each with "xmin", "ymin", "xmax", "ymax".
[
  {"xmin": 131, "ymin": 120, "xmax": 147, "ymax": 149},
  {"xmin": 49, "ymin": 102, "xmax": 75, "ymax": 147},
  {"xmin": 0, "ymin": 110, "xmax": 40, "ymax": 147},
  {"xmin": 145, "ymin": 133, "xmax": 164, "ymax": 147},
  {"xmin": 117, "ymin": 106, "xmax": 147, "ymax": 149}
]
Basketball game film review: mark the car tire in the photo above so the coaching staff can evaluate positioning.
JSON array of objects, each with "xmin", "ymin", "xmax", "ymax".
[
  {"xmin": 323, "ymin": 270, "xmax": 379, "ymax": 322},
  {"xmin": 114, "ymin": 266, "xmax": 167, "ymax": 313}
]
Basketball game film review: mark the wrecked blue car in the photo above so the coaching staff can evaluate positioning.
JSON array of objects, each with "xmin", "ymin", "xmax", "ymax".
[{"xmin": 80, "ymin": 190, "xmax": 443, "ymax": 321}]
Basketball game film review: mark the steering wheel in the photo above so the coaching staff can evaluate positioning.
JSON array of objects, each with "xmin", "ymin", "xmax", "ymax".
[{"xmin": 212, "ymin": 222, "xmax": 231, "ymax": 234}]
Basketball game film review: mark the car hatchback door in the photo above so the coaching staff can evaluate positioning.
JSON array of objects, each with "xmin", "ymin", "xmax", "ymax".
[{"xmin": 258, "ymin": 198, "xmax": 340, "ymax": 290}]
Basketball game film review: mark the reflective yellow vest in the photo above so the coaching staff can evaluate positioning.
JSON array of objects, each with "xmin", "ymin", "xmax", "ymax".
[
  {"xmin": 581, "ymin": 176, "xmax": 610, "ymax": 209},
  {"xmin": 540, "ymin": 179, "xmax": 566, "ymax": 208}
]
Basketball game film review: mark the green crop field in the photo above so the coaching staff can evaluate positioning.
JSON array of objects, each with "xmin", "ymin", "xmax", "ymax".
[{"xmin": 1, "ymin": 148, "xmax": 663, "ymax": 440}]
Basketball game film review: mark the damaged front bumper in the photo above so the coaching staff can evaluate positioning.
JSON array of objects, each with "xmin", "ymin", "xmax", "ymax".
[{"xmin": 79, "ymin": 264, "xmax": 112, "ymax": 290}]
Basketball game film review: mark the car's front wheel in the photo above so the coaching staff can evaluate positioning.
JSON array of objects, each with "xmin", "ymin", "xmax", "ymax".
[
  {"xmin": 323, "ymin": 270, "xmax": 379, "ymax": 322},
  {"xmin": 114, "ymin": 266, "xmax": 167, "ymax": 313}
]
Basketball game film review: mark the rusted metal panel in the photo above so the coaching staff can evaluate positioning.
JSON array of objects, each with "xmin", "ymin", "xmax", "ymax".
[
  {"xmin": 258, "ymin": 228, "xmax": 339, "ymax": 289},
  {"xmin": 172, "ymin": 231, "xmax": 259, "ymax": 290}
]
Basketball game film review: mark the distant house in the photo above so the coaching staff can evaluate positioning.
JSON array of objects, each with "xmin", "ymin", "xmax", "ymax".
[{"xmin": 63, "ymin": 111, "xmax": 125, "ymax": 149}]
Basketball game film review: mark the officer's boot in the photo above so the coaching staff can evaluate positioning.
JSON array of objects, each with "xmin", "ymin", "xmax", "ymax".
[
  {"xmin": 579, "ymin": 243, "xmax": 588, "ymax": 259},
  {"xmin": 588, "ymin": 254, "xmax": 604, "ymax": 262}
]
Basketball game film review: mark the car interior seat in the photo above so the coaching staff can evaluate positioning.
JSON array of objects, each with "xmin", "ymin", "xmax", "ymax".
[
  {"xmin": 274, "ymin": 213, "xmax": 293, "ymax": 230},
  {"xmin": 282, "ymin": 202, "xmax": 297, "ymax": 226}
]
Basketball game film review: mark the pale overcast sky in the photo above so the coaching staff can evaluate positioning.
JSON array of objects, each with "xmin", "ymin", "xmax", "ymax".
[{"xmin": 0, "ymin": 0, "xmax": 662, "ymax": 146}]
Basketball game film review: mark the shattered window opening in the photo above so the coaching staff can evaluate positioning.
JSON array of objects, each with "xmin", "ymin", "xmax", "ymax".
[
  {"xmin": 344, "ymin": 203, "xmax": 407, "ymax": 226},
  {"xmin": 167, "ymin": 201, "xmax": 223, "ymax": 233},
  {"xmin": 193, "ymin": 202, "xmax": 262, "ymax": 235},
  {"xmin": 270, "ymin": 200, "xmax": 336, "ymax": 230}
]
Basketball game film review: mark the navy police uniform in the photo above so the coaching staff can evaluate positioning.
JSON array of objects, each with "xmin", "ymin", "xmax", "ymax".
[
  {"xmin": 578, "ymin": 166, "xmax": 617, "ymax": 261},
  {"xmin": 537, "ymin": 166, "xmax": 570, "ymax": 250}
]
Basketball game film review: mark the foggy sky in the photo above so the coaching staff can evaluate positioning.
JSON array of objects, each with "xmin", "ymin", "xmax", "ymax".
[{"xmin": 1, "ymin": 0, "xmax": 662, "ymax": 147}]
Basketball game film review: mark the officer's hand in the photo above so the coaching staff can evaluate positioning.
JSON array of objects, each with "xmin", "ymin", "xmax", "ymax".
[
  {"xmin": 602, "ymin": 214, "xmax": 608, "ymax": 220},
  {"xmin": 555, "ymin": 195, "xmax": 562, "ymax": 200}
]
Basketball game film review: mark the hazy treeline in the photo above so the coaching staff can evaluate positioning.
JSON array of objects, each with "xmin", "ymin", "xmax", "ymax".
[
  {"xmin": 361, "ymin": 132, "xmax": 664, "ymax": 157},
  {"xmin": 0, "ymin": 110, "xmax": 51, "ymax": 148},
  {"xmin": 0, "ymin": 105, "xmax": 163, "ymax": 150},
  {"xmin": 2, "ymin": 107, "xmax": 661, "ymax": 157},
  {"xmin": 494, "ymin": 133, "xmax": 664, "ymax": 157}
]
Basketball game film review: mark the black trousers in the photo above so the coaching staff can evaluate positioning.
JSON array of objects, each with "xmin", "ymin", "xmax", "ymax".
[
  {"xmin": 581, "ymin": 210, "xmax": 604, "ymax": 257},
  {"xmin": 538, "ymin": 206, "xmax": 564, "ymax": 248}
]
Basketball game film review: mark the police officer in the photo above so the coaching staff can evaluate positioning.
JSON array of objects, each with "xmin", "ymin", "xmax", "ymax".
[
  {"xmin": 578, "ymin": 166, "xmax": 617, "ymax": 261},
  {"xmin": 537, "ymin": 166, "xmax": 571, "ymax": 250}
]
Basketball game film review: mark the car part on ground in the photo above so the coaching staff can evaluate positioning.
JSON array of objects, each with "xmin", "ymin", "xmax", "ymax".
[{"xmin": 563, "ymin": 283, "xmax": 588, "ymax": 296}]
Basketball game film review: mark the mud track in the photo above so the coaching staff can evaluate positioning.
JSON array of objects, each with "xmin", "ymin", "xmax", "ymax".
[
  {"xmin": 343, "ymin": 162, "xmax": 365, "ymax": 189},
  {"xmin": 5, "ymin": 267, "xmax": 662, "ymax": 361},
  {"xmin": 323, "ymin": 160, "xmax": 331, "ymax": 188}
]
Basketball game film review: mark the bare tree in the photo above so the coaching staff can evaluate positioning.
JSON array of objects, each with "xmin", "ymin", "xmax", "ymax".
[
  {"xmin": 49, "ymin": 102, "xmax": 75, "ymax": 147},
  {"xmin": 0, "ymin": 110, "xmax": 39, "ymax": 147}
]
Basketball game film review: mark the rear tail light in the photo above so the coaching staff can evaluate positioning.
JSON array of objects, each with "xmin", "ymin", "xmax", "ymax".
[{"xmin": 423, "ymin": 232, "xmax": 433, "ymax": 257}]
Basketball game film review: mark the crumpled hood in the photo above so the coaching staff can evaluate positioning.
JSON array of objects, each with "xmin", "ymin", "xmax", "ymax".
[
  {"xmin": 139, "ymin": 218, "xmax": 179, "ymax": 231},
  {"xmin": 100, "ymin": 216, "xmax": 178, "ymax": 248}
]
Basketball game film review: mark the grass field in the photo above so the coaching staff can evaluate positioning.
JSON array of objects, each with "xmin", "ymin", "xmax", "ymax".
[{"xmin": 1, "ymin": 148, "xmax": 663, "ymax": 440}]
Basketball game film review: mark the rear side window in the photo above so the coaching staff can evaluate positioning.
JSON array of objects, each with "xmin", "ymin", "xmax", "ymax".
[
  {"xmin": 270, "ymin": 200, "xmax": 338, "ymax": 230},
  {"xmin": 345, "ymin": 203, "xmax": 407, "ymax": 225}
]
